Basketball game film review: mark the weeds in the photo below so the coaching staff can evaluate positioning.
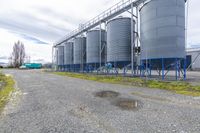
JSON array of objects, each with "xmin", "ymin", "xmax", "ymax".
[
  {"xmin": 53, "ymin": 72, "xmax": 200, "ymax": 97},
  {"xmin": 0, "ymin": 73, "xmax": 15, "ymax": 113}
]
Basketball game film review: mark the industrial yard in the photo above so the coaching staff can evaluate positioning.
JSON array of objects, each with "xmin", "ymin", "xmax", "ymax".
[
  {"xmin": 53, "ymin": 0, "xmax": 194, "ymax": 81},
  {"xmin": 0, "ymin": 69, "xmax": 200, "ymax": 132},
  {"xmin": 1, "ymin": 0, "xmax": 200, "ymax": 132}
]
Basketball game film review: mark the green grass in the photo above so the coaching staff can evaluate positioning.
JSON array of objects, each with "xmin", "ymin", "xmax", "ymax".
[
  {"xmin": 53, "ymin": 72, "xmax": 200, "ymax": 97},
  {"xmin": 0, "ymin": 73, "xmax": 15, "ymax": 113}
]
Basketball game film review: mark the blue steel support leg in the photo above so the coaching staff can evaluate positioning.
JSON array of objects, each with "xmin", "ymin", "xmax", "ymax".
[
  {"xmin": 178, "ymin": 60, "xmax": 181, "ymax": 78},
  {"xmin": 149, "ymin": 60, "xmax": 151, "ymax": 77},
  {"xmin": 176, "ymin": 58, "xmax": 178, "ymax": 80},
  {"xmin": 162, "ymin": 58, "xmax": 164, "ymax": 80},
  {"xmin": 184, "ymin": 58, "xmax": 187, "ymax": 80},
  {"xmin": 142, "ymin": 61, "xmax": 145, "ymax": 77}
]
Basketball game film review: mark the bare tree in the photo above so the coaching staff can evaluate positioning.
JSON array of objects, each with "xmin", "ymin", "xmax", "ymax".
[
  {"xmin": 19, "ymin": 43, "xmax": 26, "ymax": 66},
  {"xmin": 10, "ymin": 41, "xmax": 26, "ymax": 68}
]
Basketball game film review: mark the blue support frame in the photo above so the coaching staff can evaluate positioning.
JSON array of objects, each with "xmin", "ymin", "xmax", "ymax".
[
  {"xmin": 56, "ymin": 57, "xmax": 187, "ymax": 81},
  {"xmin": 58, "ymin": 65, "xmax": 65, "ymax": 72},
  {"xmin": 140, "ymin": 58, "xmax": 187, "ymax": 80},
  {"xmin": 106, "ymin": 61, "xmax": 131, "ymax": 75},
  {"xmin": 86, "ymin": 63, "xmax": 105, "ymax": 73},
  {"xmin": 162, "ymin": 58, "xmax": 164, "ymax": 80}
]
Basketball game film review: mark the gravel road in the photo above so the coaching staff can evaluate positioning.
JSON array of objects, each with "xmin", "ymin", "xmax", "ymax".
[{"xmin": 0, "ymin": 69, "xmax": 200, "ymax": 133}]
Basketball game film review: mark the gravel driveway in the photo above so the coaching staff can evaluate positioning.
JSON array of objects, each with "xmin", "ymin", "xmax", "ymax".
[{"xmin": 0, "ymin": 69, "xmax": 200, "ymax": 133}]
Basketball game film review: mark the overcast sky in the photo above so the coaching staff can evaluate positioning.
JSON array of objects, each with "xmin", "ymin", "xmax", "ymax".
[{"xmin": 0, "ymin": 0, "xmax": 199, "ymax": 64}]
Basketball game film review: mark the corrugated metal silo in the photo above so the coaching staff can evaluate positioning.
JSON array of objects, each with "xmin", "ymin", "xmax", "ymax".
[
  {"xmin": 55, "ymin": 48, "xmax": 58, "ymax": 66},
  {"xmin": 140, "ymin": 0, "xmax": 186, "ymax": 60},
  {"xmin": 107, "ymin": 17, "xmax": 135, "ymax": 67},
  {"xmin": 86, "ymin": 29, "xmax": 106, "ymax": 64},
  {"xmin": 73, "ymin": 37, "xmax": 86, "ymax": 65},
  {"xmin": 57, "ymin": 45, "xmax": 64, "ymax": 66},
  {"xmin": 64, "ymin": 42, "xmax": 73, "ymax": 65}
]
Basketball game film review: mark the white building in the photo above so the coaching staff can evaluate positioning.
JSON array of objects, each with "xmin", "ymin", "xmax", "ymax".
[{"xmin": 187, "ymin": 48, "xmax": 200, "ymax": 71}]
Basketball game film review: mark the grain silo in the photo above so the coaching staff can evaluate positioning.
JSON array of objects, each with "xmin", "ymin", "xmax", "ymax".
[
  {"xmin": 64, "ymin": 42, "xmax": 73, "ymax": 71},
  {"xmin": 107, "ymin": 17, "xmax": 135, "ymax": 68},
  {"xmin": 73, "ymin": 37, "xmax": 86, "ymax": 71},
  {"xmin": 55, "ymin": 48, "xmax": 59, "ymax": 71},
  {"xmin": 140, "ymin": 0, "xmax": 186, "ymax": 71},
  {"xmin": 86, "ymin": 29, "xmax": 106, "ymax": 70},
  {"xmin": 57, "ymin": 45, "xmax": 64, "ymax": 71}
]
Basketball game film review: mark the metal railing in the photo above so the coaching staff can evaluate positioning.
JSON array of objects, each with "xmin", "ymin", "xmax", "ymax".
[{"xmin": 54, "ymin": 0, "xmax": 147, "ymax": 46}]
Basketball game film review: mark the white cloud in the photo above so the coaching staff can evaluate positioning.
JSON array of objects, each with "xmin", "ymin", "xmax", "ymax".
[
  {"xmin": 187, "ymin": 0, "xmax": 200, "ymax": 46},
  {"xmin": 0, "ymin": 28, "xmax": 52, "ymax": 63},
  {"xmin": 0, "ymin": 0, "xmax": 118, "ymax": 63}
]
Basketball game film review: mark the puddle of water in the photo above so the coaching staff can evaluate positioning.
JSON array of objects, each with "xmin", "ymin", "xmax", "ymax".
[
  {"xmin": 94, "ymin": 91, "xmax": 141, "ymax": 111},
  {"xmin": 114, "ymin": 98, "xmax": 138, "ymax": 110},
  {"xmin": 95, "ymin": 91, "xmax": 119, "ymax": 98}
]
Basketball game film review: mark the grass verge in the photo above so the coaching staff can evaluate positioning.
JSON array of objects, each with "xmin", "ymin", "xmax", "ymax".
[
  {"xmin": 0, "ymin": 73, "xmax": 15, "ymax": 113},
  {"xmin": 53, "ymin": 72, "xmax": 200, "ymax": 97}
]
